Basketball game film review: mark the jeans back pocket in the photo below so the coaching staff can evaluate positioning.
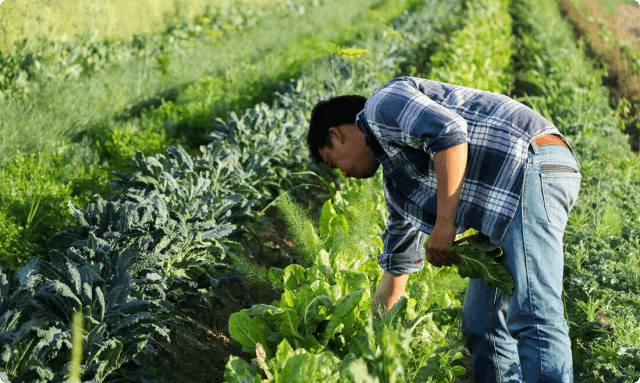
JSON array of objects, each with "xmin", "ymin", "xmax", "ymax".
[{"xmin": 540, "ymin": 164, "xmax": 581, "ymax": 228}]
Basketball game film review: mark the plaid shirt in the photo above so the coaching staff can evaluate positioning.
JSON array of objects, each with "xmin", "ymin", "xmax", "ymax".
[{"xmin": 356, "ymin": 77, "xmax": 575, "ymax": 274}]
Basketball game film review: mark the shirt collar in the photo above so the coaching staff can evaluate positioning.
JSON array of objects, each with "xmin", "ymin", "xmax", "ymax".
[{"xmin": 356, "ymin": 110, "xmax": 372, "ymax": 147}]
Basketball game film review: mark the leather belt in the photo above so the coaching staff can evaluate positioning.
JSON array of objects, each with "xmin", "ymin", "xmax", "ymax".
[{"xmin": 531, "ymin": 134, "xmax": 570, "ymax": 151}]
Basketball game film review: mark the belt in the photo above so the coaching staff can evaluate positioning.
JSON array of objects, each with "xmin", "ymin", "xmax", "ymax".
[{"xmin": 531, "ymin": 134, "xmax": 570, "ymax": 151}]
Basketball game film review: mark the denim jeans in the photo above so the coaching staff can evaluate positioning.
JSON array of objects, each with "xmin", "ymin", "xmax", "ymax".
[{"xmin": 462, "ymin": 141, "xmax": 581, "ymax": 383}]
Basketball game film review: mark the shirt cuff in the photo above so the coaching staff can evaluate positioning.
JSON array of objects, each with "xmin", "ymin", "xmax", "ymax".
[
  {"xmin": 377, "ymin": 250, "xmax": 424, "ymax": 274},
  {"xmin": 425, "ymin": 132, "xmax": 470, "ymax": 157}
]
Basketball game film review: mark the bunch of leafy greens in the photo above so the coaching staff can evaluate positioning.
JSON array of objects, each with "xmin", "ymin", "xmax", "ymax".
[{"xmin": 447, "ymin": 235, "xmax": 514, "ymax": 296}]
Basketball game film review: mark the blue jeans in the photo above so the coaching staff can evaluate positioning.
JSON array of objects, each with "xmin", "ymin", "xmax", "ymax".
[{"xmin": 462, "ymin": 141, "xmax": 581, "ymax": 383}]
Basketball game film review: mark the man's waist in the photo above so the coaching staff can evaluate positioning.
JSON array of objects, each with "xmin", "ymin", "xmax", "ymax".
[{"xmin": 531, "ymin": 134, "xmax": 570, "ymax": 151}]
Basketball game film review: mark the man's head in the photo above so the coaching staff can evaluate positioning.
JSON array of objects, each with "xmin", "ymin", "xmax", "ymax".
[{"xmin": 307, "ymin": 95, "xmax": 380, "ymax": 179}]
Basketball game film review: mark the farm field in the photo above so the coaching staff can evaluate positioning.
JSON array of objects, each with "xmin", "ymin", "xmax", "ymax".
[{"xmin": 1, "ymin": 0, "xmax": 640, "ymax": 382}]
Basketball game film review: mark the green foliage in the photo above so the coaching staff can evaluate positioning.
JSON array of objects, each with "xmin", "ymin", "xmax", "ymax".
[
  {"xmin": 277, "ymin": 193, "xmax": 321, "ymax": 265},
  {"xmin": 0, "ymin": 154, "xmax": 81, "ymax": 268},
  {"xmin": 428, "ymin": 0, "xmax": 513, "ymax": 94},
  {"xmin": 1, "ymin": 0, "xmax": 462, "ymax": 380},
  {"xmin": 228, "ymin": 171, "xmax": 466, "ymax": 381},
  {"xmin": 0, "ymin": 0, "xmax": 328, "ymax": 99},
  {"xmin": 0, "ymin": 0, "xmax": 417, "ymax": 267}
]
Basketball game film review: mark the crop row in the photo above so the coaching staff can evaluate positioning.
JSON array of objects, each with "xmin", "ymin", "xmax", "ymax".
[
  {"xmin": 226, "ymin": 0, "xmax": 640, "ymax": 380},
  {"xmin": 510, "ymin": 0, "xmax": 640, "ymax": 380},
  {"xmin": 0, "ymin": 0, "xmax": 452, "ymax": 381}
]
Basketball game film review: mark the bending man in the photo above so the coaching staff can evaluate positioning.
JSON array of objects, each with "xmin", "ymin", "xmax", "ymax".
[{"xmin": 306, "ymin": 76, "xmax": 580, "ymax": 383}]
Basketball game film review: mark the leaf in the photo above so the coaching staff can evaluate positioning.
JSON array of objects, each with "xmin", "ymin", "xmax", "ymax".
[
  {"xmin": 468, "ymin": 235, "xmax": 501, "ymax": 253},
  {"xmin": 340, "ymin": 358, "xmax": 380, "ymax": 383},
  {"xmin": 452, "ymin": 365, "xmax": 467, "ymax": 376},
  {"xmin": 303, "ymin": 295, "xmax": 334, "ymax": 336},
  {"xmin": 336, "ymin": 270, "xmax": 369, "ymax": 296},
  {"xmin": 409, "ymin": 281, "xmax": 429, "ymax": 312},
  {"xmin": 319, "ymin": 200, "xmax": 337, "ymax": 237},
  {"xmin": 229, "ymin": 311, "xmax": 271, "ymax": 357},
  {"xmin": 448, "ymin": 237, "xmax": 514, "ymax": 295},
  {"xmin": 378, "ymin": 296, "xmax": 407, "ymax": 331},
  {"xmin": 85, "ymin": 323, "xmax": 108, "ymax": 364},
  {"xmin": 200, "ymin": 223, "xmax": 236, "ymax": 241},
  {"xmin": 275, "ymin": 338, "xmax": 295, "ymax": 365},
  {"xmin": 17, "ymin": 258, "xmax": 41, "ymax": 285},
  {"xmin": 273, "ymin": 348, "xmax": 340, "ymax": 383},
  {"xmin": 277, "ymin": 309, "xmax": 304, "ymax": 341},
  {"xmin": 224, "ymin": 356, "xmax": 261, "ymax": 383},
  {"xmin": 319, "ymin": 289, "xmax": 365, "ymax": 345},
  {"xmin": 414, "ymin": 357, "xmax": 439, "ymax": 381},
  {"xmin": 94, "ymin": 339, "xmax": 124, "ymax": 381},
  {"xmin": 283, "ymin": 264, "xmax": 307, "ymax": 291}
]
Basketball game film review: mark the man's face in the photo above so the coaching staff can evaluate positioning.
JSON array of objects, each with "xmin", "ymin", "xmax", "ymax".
[{"xmin": 318, "ymin": 123, "xmax": 380, "ymax": 179}]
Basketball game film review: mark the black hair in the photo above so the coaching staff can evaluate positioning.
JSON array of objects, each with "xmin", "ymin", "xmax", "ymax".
[{"xmin": 307, "ymin": 95, "xmax": 368, "ymax": 163}]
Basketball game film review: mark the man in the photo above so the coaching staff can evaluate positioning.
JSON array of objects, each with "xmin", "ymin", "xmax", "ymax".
[{"xmin": 306, "ymin": 76, "xmax": 581, "ymax": 383}]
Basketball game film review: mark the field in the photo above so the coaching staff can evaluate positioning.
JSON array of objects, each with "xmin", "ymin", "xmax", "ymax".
[{"xmin": 1, "ymin": 0, "xmax": 639, "ymax": 382}]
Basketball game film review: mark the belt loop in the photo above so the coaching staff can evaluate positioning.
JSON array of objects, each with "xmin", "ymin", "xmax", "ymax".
[{"xmin": 529, "ymin": 137, "xmax": 540, "ymax": 154}]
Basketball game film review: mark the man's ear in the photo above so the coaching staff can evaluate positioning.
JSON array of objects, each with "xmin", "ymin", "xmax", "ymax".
[{"xmin": 327, "ymin": 126, "xmax": 343, "ymax": 145}]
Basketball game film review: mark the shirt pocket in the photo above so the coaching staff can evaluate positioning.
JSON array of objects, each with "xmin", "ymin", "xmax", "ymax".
[{"xmin": 539, "ymin": 163, "xmax": 581, "ymax": 228}]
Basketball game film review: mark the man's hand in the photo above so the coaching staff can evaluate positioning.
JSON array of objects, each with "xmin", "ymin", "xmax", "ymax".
[{"xmin": 424, "ymin": 219, "xmax": 461, "ymax": 267}]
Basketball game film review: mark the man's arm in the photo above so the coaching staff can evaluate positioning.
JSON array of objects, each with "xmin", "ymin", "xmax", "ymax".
[
  {"xmin": 372, "ymin": 270, "xmax": 408, "ymax": 318},
  {"xmin": 425, "ymin": 142, "xmax": 468, "ymax": 267},
  {"xmin": 372, "ymin": 143, "xmax": 468, "ymax": 316}
]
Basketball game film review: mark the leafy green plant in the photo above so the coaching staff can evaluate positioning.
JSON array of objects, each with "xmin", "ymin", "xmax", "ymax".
[{"xmin": 447, "ymin": 235, "xmax": 514, "ymax": 296}]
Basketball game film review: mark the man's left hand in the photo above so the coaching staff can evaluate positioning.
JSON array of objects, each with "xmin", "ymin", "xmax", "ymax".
[{"xmin": 424, "ymin": 220, "xmax": 461, "ymax": 267}]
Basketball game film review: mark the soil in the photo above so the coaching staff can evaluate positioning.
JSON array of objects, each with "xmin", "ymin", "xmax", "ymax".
[{"xmin": 558, "ymin": 0, "xmax": 640, "ymax": 151}]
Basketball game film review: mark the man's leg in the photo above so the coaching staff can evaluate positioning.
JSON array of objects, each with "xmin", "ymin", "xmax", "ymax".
[
  {"xmin": 463, "ymin": 276, "xmax": 524, "ymax": 382},
  {"xmin": 463, "ymin": 142, "xmax": 579, "ymax": 383},
  {"xmin": 507, "ymin": 143, "xmax": 579, "ymax": 382}
]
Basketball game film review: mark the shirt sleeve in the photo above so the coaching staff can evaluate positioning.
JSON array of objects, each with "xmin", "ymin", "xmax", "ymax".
[
  {"xmin": 378, "ymin": 199, "xmax": 428, "ymax": 275},
  {"xmin": 364, "ymin": 78, "xmax": 470, "ymax": 156}
]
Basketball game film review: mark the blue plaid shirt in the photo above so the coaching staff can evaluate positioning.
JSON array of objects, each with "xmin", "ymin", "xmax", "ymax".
[{"xmin": 356, "ymin": 77, "xmax": 575, "ymax": 274}]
